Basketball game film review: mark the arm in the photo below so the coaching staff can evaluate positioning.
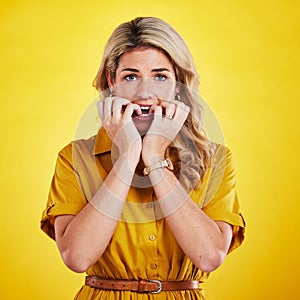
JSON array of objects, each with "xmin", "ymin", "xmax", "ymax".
[
  {"xmin": 146, "ymin": 165, "xmax": 232, "ymax": 272},
  {"xmin": 142, "ymin": 101, "xmax": 233, "ymax": 272},
  {"xmin": 54, "ymin": 97, "xmax": 142, "ymax": 273},
  {"xmin": 54, "ymin": 156, "xmax": 135, "ymax": 273}
]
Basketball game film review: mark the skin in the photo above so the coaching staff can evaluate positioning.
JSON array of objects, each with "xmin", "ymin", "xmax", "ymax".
[{"xmin": 54, "ymin": 47, "xmax": 233, "ymax": 273}]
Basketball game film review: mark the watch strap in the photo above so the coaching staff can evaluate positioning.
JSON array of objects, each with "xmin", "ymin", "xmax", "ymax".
[{"xmin": 143, "ymin": 158, "xmax": 174, "ymax": 176}]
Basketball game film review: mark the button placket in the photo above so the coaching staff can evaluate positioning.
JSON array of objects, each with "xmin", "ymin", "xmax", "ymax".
[
  {"xmin": 149, "ymin": 191, "xmax": 159, "ymax": 275},
  {"xmin": 145, "ymin": 225, "xmax": 159, "ymax": 275}
]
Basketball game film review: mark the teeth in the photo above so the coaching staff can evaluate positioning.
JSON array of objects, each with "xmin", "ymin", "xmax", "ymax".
[{"xmin": 140, "ymin": 106, "xmax": 150, "ymax": 113}]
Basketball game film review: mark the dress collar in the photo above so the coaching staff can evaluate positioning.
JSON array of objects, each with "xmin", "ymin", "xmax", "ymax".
[{"xmin": 92, "ymin": 127, "xmax": 112, "ymax": 155}]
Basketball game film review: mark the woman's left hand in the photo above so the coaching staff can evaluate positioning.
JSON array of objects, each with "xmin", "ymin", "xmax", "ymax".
[{"xmin": 142, "ymin": 100, "xmax": 190, "ymax": 165}]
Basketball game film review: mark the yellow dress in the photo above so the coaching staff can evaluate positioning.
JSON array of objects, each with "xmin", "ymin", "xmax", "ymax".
[{"xmin": 41, "ymin": 128, "xmax": 245, "ymax": 300}]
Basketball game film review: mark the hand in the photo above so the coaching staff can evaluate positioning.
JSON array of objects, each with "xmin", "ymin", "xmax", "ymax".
[
  {"xmin": 97, "ymin": 96, "xmax": 142, "ymax": 167},
  {"xmin": 142, "ymin": 100, "xmax": 190, "ymax": 165}
]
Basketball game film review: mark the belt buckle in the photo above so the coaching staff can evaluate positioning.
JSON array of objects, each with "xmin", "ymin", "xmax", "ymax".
[{"xmin": 148, "ymin": 279, "xmax": 162, "ymax": 294}]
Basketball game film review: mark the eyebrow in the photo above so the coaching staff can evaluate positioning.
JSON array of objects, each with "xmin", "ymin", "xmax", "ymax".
[{"xmin": 120, "ymin": 67, "xmax": 172, "ymax": 73}]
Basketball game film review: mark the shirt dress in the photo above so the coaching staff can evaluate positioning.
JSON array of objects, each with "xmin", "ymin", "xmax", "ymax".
[{"xmin": 41, "ymin": 127, "xmax": 245, "ymax": 300}]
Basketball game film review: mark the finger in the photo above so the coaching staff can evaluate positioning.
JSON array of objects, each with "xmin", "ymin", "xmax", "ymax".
[
  {"xmin": 123, "ymin": 103, "xmax": 141, "ymax": 120},
  {"xmin": 164, "ymin": 99, "xmax": 190, "ymax": 114},
  {"xmin": 173, "ymin": 102, "xmax": 190, "ymax": 119},
  {"xmin": 112, "ymin": 98, "xmax": 131, "ymax": 119},
  {"xmin": 149, "ymin": 104, "xmax": 158, "ymax": 114},
  {"xmin": 97, "ymin": 100, "xmax": 104, "ymax": 121},
  {"xmin": 104, "ymin": 96, "xmax": 113, "ymax": 121},
  {"xmin": 152, "ymin": 105, "xmax": 163, "ymax": 120},
  {"xmin": 161, "ymin": 102, "xmax": 176, "ymax": 118},
  {"xmin": 132, "ymin": 103, "xmax": 142, "ymax": 116}
]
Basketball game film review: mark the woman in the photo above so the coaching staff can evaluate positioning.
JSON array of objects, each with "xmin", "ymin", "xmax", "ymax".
[{"xmin": 41, "ymin": 16, "xmax": 245, "ymax": 299}]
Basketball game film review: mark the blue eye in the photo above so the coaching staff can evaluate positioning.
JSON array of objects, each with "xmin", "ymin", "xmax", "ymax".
[
  {"xmin": 155, "ymin": 74, "xmax": 167, "ymax": 81},
  {"xmin": 124, "ymin": 74, "xmax": 138, "ymax": 81}
]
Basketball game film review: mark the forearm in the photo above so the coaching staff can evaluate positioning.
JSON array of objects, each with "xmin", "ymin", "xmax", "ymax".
[
  {"xmin": 149, "ymin": 167, "xmax": 232, "ymax": 272},
  {"xmin": 55, "ymin": 156, "xmax": 135, "ymax": 273}
]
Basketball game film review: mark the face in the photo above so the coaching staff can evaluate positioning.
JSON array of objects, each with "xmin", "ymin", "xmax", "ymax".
[{"xmin": 107, "ymin": 47, "xmax": 178, "ymax": 134}]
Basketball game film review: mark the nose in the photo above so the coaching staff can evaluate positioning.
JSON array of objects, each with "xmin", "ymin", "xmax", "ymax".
[{"xmin": 135, "ymin": 78, "xmax": 156, "ymax": 99}]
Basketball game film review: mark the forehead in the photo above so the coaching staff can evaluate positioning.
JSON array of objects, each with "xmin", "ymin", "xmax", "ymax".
[{"xmin": 117, "ymin": 47, "xmax": 173, "ymax": 68}]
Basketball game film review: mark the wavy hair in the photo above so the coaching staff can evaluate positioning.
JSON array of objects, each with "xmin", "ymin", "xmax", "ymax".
[{"xmin": 93, "ymin": 17, "xmax": 213, "ymax": 191}]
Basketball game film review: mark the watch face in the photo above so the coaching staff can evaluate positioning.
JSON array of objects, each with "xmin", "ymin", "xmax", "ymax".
[{"xmin": 143, "ymin": 166, "xmax": 151, "ymax": 176}]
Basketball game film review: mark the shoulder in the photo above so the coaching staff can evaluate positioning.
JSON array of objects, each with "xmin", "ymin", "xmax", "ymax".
[
  {"xmin": 57, "ymin": 135, "xmax": 97, "ymax": 160},
  {"xmin": 209, "ymin": 143, "xmax": 237, "ymax": 183},
  {"xmin": 211, "ymin": 143, "xmax": 234, "ymax": 165},
  {"xmin": 211, "ymin": 142, "xmax": 232, "ymax": 156}
]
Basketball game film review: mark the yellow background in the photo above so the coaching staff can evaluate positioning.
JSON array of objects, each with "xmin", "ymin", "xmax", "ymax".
[{"xmin": 1, "ymin": 0, "xmax": 299, "ymax": 299}]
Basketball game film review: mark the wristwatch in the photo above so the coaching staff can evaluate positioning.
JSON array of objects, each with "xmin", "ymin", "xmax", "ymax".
[{"xmin": 143, "ymin": 158, "xmax": 174, "ymax": 176}]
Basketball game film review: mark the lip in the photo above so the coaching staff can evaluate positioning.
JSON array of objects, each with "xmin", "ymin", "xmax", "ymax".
[
  {"xmin": 122, "ymin": 103, "xmax": 152, "ymax": 112},
  {"xmin": 133, "ymin": 113, "xmax": 154, "ymax": 121},
  {"xmin": 122, "ymin": 102, "xmax": 166, "ymax": 119},
  {"xmin": 125, "ymin": 103, "xmax": 153, "ymax": 119}
]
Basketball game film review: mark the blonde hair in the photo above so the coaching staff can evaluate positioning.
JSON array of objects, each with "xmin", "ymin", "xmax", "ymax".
[{"xmin": 93, "ymin": 17, "xmax": 213, "ymax": 191}]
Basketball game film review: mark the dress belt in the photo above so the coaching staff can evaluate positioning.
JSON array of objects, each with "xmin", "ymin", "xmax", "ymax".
[{"xmin": 85, "ymin": 276, "xmax": 200, "ymax": 294}]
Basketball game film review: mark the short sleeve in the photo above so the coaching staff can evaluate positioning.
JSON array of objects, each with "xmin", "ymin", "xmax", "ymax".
[
  {"xmin": 40, "ymin": 143, "xmax": 88, "ymax": 240},
  {"xmin": 202, "ymin": 145, "xmax": 246, "ymax": 253}
]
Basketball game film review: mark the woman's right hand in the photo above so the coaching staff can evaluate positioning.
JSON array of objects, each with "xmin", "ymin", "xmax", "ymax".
[{"xmin": 97, "ymin": 96, "xmax": 142, "ymax": 167}]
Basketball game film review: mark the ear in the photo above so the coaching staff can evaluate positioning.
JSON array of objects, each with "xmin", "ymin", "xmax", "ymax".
[{"xmin": 106, "ymin": 68, "xmax": 115, "ymax": 90}]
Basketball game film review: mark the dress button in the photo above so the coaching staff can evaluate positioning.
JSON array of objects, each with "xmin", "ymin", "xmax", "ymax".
[
  {"xmin": 149, "ymin": 234, "xmax": 156, "ymax": 241},
  {"xmin": 150, "ymin": 263, "xmax": 157, "ymax": 270}
]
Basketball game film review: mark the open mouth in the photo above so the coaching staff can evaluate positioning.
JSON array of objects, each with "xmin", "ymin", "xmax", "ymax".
[
  {"xmin": 122, "ymin": 104, "xmax": 167, "ymax": 118},
  {"xmin": 122, "ymin": 104, "xmax": 153, "ymax": 117},
  {"xmin": 139, "ymin": 105, "xmax": 152, "ymax": 116},
  {"xmin": 133, "ymin": 105, "xmax": 153, "ymax": 119}
]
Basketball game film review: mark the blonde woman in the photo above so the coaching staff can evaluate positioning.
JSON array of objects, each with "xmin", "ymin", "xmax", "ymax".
[{"xmin": 41, "ymin": 17, "xmax": 245, "ymax": 299}]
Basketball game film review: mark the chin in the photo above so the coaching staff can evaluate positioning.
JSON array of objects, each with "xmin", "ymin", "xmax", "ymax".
[{"xmin": 133, "ymin": 118, "xmax": 153, "ymax": 136}]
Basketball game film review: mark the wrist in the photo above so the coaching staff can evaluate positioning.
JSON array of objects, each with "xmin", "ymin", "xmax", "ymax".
[
  {"xmin": 112, "ymin": 143, "xmax": 140, "ymax": 170},
  {"xmin": 112, "ymin": 155, "xmax": 138, "ymax": 187},
  {"xmin": 142, "ymin": 149, "xmax": 165, "ymax": 165},
  {"xmin": 117, "ymin": 153, "xmax": 139, "ymax": 171},
  {"xmin": 142, "ymin": 155, "xmax": 164, "ymax": 167}
]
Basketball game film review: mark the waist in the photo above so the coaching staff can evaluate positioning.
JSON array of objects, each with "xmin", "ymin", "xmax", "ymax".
[{"xmin": 85, "ymin": 276, "xmax": 201, "ymax": 294}]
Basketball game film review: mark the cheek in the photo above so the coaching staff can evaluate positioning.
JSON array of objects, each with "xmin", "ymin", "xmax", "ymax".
[
  {"xmin": 114, "ymin": 82, "xmax": 138, "ymax": 99},
  {"xmin": 155, "ymin": 82, "xmax": 177, "ymax": 101}
]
